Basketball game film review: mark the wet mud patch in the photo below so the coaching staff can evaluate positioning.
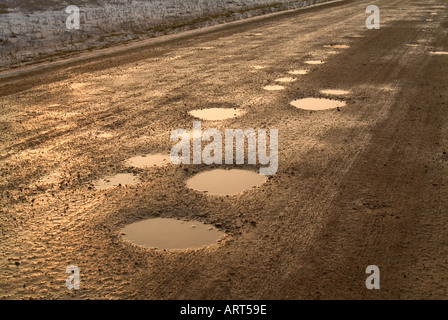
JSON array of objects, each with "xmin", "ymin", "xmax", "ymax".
[
  {"xmin": 186, "ymin": 169, "xmax": 267, "ymax": 196},
  {"xmin": 93, "ymin": 173, "xmax": 139, "ymax": 190},
  {"xmin": 121, "ymin": 218, "xmax": 225, "ymax": 250},
  {"xmin": 290, "ymin": 98, "xmax": 346, "ymax": 111}
]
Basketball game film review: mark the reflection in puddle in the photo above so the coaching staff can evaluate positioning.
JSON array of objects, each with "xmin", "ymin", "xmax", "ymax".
[
  {"xmin": 324, "ymin": 44, "xmax": 350, "ymax": 49},
  {"xmin": 186, "ymin": 169, "xmax": 267, "ymax": 195},
  {"xmin": 288, "ymin": 69, "xmax": 308, "ymax": 75},
  {"xmin": 320, "ymin": 89, "xmax": 351, "ymax": 96},
  {"xmin": 304, "ymin": 60, "xmax": 325, "ymax": 65},
  {"xmin": 429, "ymin": 51, "xmax": 448, "ymax": 55},
  {"xmin": 275, "ymin": 77, "xmax": 296, "ymax": 83},
  {"xmin": 263, "ymin": 85, "xmax": 285, "ymax": 91},
  {"xmin": 290, "ymin": 98, "xmax": 346, "ymax": 110},
  {"xmin": 121, "ymin": 218, "xmax": 225, "ymax": 250},
  {"xmin": 188, "ymin": 108, "xmax": 245, "ymax": 121},
  {"xmin": 93, "ymin": 173, "xmax": 139, "ymax": 190},
  {"xmin": 125, "ymin": 154, "xmax": 170, "ymax": 168}
]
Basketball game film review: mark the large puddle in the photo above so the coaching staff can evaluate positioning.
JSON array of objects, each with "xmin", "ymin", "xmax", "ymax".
[
  {"xmin": 121, "ymin": 218, "xmax": 225, "ymax": 250},
  {"xmin": 188, "ymin": 108, "xmax": 245, "ymax": 121},
  {"xmin": 93, "ymin": 173, "xmax": 139, "ymax": 190},
  {"xmin": 290, "ymin": 98, "xmax": 346, "ymax": 110},
  {"xmin": 186, "ymin": 169, "xmax": 267, "ymax": 196},
  {"xmin": 125, "ymin": 153, "xmax": 170, "ymax": 168}
]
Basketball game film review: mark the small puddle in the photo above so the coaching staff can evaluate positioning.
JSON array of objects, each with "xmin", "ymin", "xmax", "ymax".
[
  {"xmin": 304, "ymin": 60, "xmax": 325, "ymax": 65},
  {"xmin": 188, "ymin": 108, "xmax": 245, "ymax": 121},
  {"xmin": 425, "ymin": 19, "xmax": 434, "ymax": 22},
  {"xmin": 121, "ymin": 218, "xmax": 225, "ymax": 250},
  {"xmin": 252, "ymin": 65, "xmax": 266, "ymax": 70},
  {"xmin": 290, "ymin": 98, "xmax": 346, "ymax": 110},
  {"xmin": 125, "ymin": 153, "xmax": 170, "ymax": 168},
  {"xmin": 186, "ymin": 169, "xmax": 267, "ymax": 196},
  {"xmin": 405, "ymin": 43, "xmax": 421, "ymax": 47},
  {"xmin": 429, "ymin": 51, "xmax": 448, "ymax": 55},
  {"xmin": 320, "ymin": 89, "xmax": 351, "ymax": 96},
  {"xmin": 324, "ymin": 44, "xmax": 350, "ymax": 49},
  {"xmin": 288, "ymin": 69, "xmax": 308, "ymax": 75},
  {"xmin": 430, "ymin": 12, "xmax": 438, "ymax": 15},
  {"xmin": 275, "ymin": 77, "xmax": 296, "ymax": 83},
  {"xmin": 93, "ymin": 173, "xmax": 139, "ymax": 190},
  {"xmin": 263, "ymin": 85, "xmax": 285, "ymax": 91}
]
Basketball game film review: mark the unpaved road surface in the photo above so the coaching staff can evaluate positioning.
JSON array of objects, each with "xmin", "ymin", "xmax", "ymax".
[{"xmin": 1, "ymin": 0, "xmax": 447, "ymax": 299}]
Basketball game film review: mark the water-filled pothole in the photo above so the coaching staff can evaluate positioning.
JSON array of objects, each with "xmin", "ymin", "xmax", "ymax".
[
  {"xmin": 263, "ymin": 85, "xmax": 285, "ymax": 91},
  {"xmin": 288, "ymin": 69, "xmax": 308, "ymax": 75},
  {"xmin": 320, "ymin": 89, "xmax": 351, "ymax": 96},
  {"xmin": 429, "ymin": 51, "xmax": 448, "ymax": 55},
  {"xmin": 290, "ymin": 98, "xmax": 346, "ymax": 110},
  {"xmin": 125, "ymin": 153, "xmax": 170, "ymax": 168},
  {"xmin": 324, "ymin": 44, "xmax": 350, "ymax": 49},
  {"xmin": 186, "ymin": 169, "xmax": 267, "ymax": 196},
  {"xmin": 121, "ymin": 218, "xmax": 225, "ymax": 250},
  {"xmin": 93, "ymin": 173, "xmax": 139, "ymax": 190},
  {"xmin": 188, "ymin": 108, "xmax": 245, "ymax": 121},
  {"xmin": 304, "ymin": 60, "xmax": 325, "ymax": 65},
  {"xmin": 275, "ymin": 77, "xmax": 296, "ymax": 83}
]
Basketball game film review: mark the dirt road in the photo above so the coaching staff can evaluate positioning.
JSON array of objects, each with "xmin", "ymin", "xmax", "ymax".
[{"xmin": 1, "ymin": 0, "xmax": 447, "ymax": 299}]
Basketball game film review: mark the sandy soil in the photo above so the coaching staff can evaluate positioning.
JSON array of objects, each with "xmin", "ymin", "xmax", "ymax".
[{"xmin": 0, "ymin": 0, "xmax": 447, "ymax": 299}]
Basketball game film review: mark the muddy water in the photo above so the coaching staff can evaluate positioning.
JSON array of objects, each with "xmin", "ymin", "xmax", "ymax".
[
  {"xmin": 290, "ymin": 98, "xmax": 346, "ymax": 110},
  {"xmin": 324, "ymin": 44, "xmax": 350, "ymax": 49},
  {"xmin": 186, "ymin": 169, "xmax": 267, "ymax": 195},
  {"xmin": 263, "ymin": 85, "xmax": 285, "ymax": 91},
  {"xmin": 320, "ymin": 89, "xmax": 351, "ymax": 96},
  {"xmin": 188, "ymin": 108, "xmax": 245, "ymax": 121},
  {"xmin": 125, "ymin": 153, "xmax": 170, "ymax": 168},
  {"xmin": 93, "ymin": 173, "xmax": 139, "ymax": 190},
  {"xmin": 288, "ymin": 70, "xmax": 308, "ymax": 75},
  {"xmin": 275, "ymin": 77, "xmax": 296, "ymax": 83},
  {"xmin": 304, "ymin": 60, "xmax": 325, "ymax": 65},
  {"xmin": 121, "ymin": 218, "xmax": 225, "ymax": 250}
]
